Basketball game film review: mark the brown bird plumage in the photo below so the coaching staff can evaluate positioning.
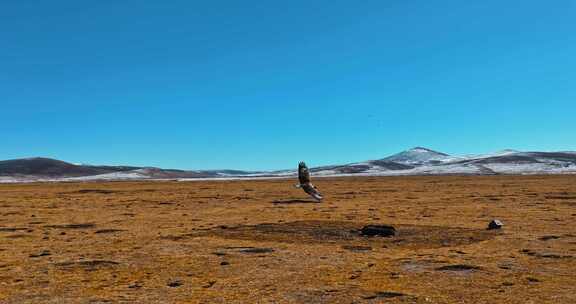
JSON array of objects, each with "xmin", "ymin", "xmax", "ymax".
[{"xmin": 296, "ymin": 162, "xmax": 323, "ymax": 202}]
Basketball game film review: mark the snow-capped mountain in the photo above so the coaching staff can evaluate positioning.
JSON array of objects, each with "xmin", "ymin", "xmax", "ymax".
[
  {"xmin": 307, "ymin": 149, "xmax": 576, "ymax": 176},
  {"xmin": 381, "ymin": 147, "xmax": 450, "ymax": 165},
  {"xmin": 2, "ymin": 148, "xmax": 576, "ymax": 183}
]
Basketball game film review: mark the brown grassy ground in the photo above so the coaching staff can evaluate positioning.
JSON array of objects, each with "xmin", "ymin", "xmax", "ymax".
[{"xmin": 0, "ymin": 175, "xmax": 575, "ymax": 303}]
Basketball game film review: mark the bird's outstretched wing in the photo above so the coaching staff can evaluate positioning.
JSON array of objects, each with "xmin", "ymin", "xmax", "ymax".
[{"xmin": 298, "ymin": 161, "xmax": 311, "ymax": 185}]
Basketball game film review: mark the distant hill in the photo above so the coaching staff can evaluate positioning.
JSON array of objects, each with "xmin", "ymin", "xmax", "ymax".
[
  {"xmin": 2, "ymin": 147, "xmax": 576, "ymax": 183},
  {"xmin": 0, "ymin": 158, "xmax": 134, "ymax": 177},
  {"xmin": 0, "ymin": 157, "xmax": 257, "ymax": 180}
]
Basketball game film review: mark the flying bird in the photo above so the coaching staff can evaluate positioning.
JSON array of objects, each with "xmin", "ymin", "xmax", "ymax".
[{"xmin": 295, "ymin": 161, "xmax": 323, "ymax": 202}]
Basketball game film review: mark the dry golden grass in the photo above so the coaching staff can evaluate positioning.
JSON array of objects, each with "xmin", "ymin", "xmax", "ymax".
[{"xmin": 0, "ymin": 175, "xmax": 575, "ymax": 303}]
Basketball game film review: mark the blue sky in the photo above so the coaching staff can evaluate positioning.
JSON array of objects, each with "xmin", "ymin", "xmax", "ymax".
[{"xmin": 1, "ymin": 1, "xmax": 575, "ymax": 170}]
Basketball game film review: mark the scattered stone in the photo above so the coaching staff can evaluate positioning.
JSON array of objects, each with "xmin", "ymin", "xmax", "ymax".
[
  {"xmin": 128, "ymin": 282, "xmax": 143, "ymax": 289},
  {"xmin": 203, "ymin": 281, "xmax": 216, "ymax": 288},
  {"xmin": 539, "ymin": 253, "xmax": 570, "ymax": 259},
  {"xmin": 0, "ymin": 227, "xmax": 28, "ymax": 232},
  {"xmin": 539, "ymin": 235, "xmax": 560, "ymax": 241},
  {"xmin": 29, "ymin": 250, "xmax": 51, "ymax": 258},
  {"xmin": 487, "ymin": 219, "xmax": 504, "ymax": 230},
  {"xmin": 520, "ymin": 249, "xmax": 573, "ymax": 259},
  {"xmin": 74, "ymin": 189, "xmax": 116, "ymax": 194},
  {"xmin": 167, "ymin": 279, "xmax": 183, "ymax": 287},
  {"xmin": 55, "ymin": 260, "xmax": 119, "ymax": 271},
  {"xmin": 45, "ymin": 223, "xmax": 96, "ymax": 229},
  {"xmin": 435, "ymin": 264, "xmax": 481, "ymax": 272},
  {"xmin": 520, "ymin": 249, "xmax": 535, "ymax": 256},
  {"xmin": 5, "ymin": 234, "xmax": 30, "ymax": 239},
  {"xmin": 498, "ymin": 263, "xmax": 514, "ymax": 270},
  {"xmin": 239, "ymin": 248, "xmax": 275, "ymax": 254},
  {"xmin": 363, "ymin": 291, "xmax": 407, "ymax": 299},
  {"xmin": 360, "ymin": 225, "xmax": 396, "ymax": 237},
  {"xmin": 95, "ymin": 229, "xmax": 125, "ymax": 234},
  {"xmin": 341, "ymin": 245, "xmax": 372, "ymax": 252}
]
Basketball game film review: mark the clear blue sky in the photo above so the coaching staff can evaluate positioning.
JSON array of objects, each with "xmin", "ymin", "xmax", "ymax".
[{"xmin": 1, "ymin": 1, "xmax": 575, "ymax": 170}]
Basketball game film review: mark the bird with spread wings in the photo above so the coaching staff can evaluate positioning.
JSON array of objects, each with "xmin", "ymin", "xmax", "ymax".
[{"xmin": 295, "ymin": 161, "xmax": 323, "ymax": 202}]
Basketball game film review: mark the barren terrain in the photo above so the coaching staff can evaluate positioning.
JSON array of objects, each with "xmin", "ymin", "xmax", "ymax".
[{"xmin": 0, "ymin": 175, "xmax": 575, "ymax": 303}]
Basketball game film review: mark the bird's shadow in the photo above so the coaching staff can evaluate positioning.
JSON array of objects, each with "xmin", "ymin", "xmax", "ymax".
[{"xmin": 272, "ymin": 199, "xmax": 320, "ymax": 205}]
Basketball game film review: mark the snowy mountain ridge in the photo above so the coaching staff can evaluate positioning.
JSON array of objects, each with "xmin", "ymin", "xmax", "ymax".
[
  {"xmin": 1, "ymin": 147, "xmax": 576, "ymax": 183},
  {"xmin": 381, "ymin": 147, "xmax": 450, "ymax": 165}
]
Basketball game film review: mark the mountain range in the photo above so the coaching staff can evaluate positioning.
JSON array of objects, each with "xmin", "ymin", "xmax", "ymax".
[{"xmin": 1, "ymin": 147, "xmax": 576, "ymax": 183}]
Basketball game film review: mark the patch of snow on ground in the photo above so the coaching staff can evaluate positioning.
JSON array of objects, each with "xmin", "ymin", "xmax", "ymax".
[
  {"xmin": 484, "ymin": 163, "xmax": 576, "ymax": 174},
  {"xmin": 0, "ymin": 176, "xmax": 24, "ymax": 183},
  {"xmin": 63, "ymin": 171, "xmax": 149, "ymax": 181}
]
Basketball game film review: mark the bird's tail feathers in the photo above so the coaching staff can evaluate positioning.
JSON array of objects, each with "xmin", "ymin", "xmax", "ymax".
[{"xmin": 310, "ymin": 192, "xmax": 323, "ymax": 202}]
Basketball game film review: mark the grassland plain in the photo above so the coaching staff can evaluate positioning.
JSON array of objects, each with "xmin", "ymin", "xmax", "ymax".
[{"xmin": 0, "ymin": 175, "xmax": 575, "ymax": 303}]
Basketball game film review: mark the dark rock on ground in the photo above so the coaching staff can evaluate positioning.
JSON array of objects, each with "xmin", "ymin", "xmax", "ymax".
[
  {"xmin": 95, "ymin": 229, "xmax": 125, "ymax": 234},
  {"xmin": 0, "ymin": 227, "xmax": 28, "ymax": 232},
  {"xmin": 360, "ymin": 225, "xmax": 396, "ymax": 237},
  {"xmin": 539, "ymin": 235, "xmax": 560, "ymax": 241},
  {"xmin": 521, "ymin": 249, "xmax": 573, "ymax": 259},
  {"xmin": 488, "ymin": 219, "xmax": 504, "ymax": 230},
  {"xmin": 128, "ymin": 282, "xmax": 143, "ymax": 289},
  {"xmin": 435, "ymin": 264, "xmax": 481, "ymax": 271},
  {"xmin": 74, "ymin": 189, "xmax": 118, "ymax": 194},
  {"xmin": 45, "ymin": 223, "xmax": 96, "ymax": 229},
  {"xmin": 240, "ymin": 248, "xmax": 275, "ymax": 254},
  {"xmin": 55, "ymin": 260, "xmax": 119, "ymax": 271},
  {"xmin": 167, "ymin": 279, "xmax": 183, "ymax": 287},
  {"xmin": 363, "ymin": 291, "xmax": 407, "ymax": 299},
  {"xmin": 341, "ymin": 245, "xmax": 372, "ymax": 252},
  {"xmin": 29, "ymin": 250, "xmax": 51, "ymax": 258},
  {"xmin": 203, "ymin": 281, "xmax": 216, "ymax": 288}
]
